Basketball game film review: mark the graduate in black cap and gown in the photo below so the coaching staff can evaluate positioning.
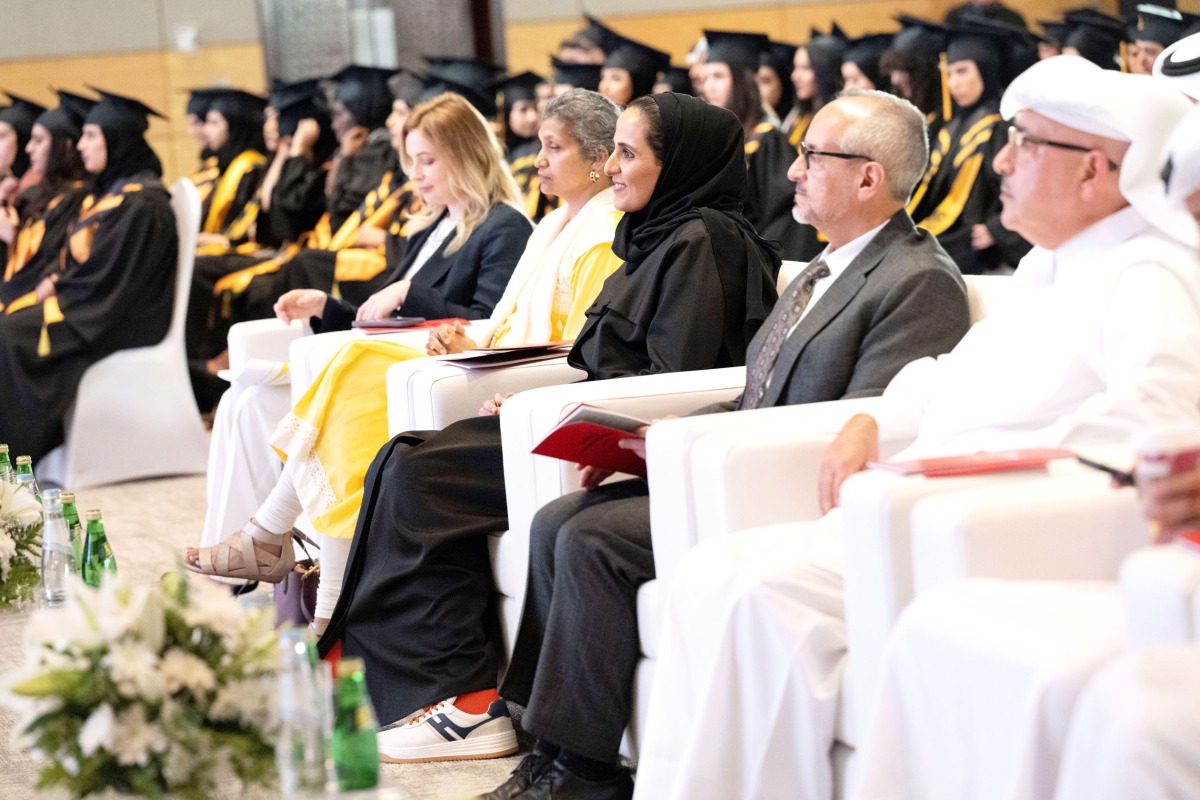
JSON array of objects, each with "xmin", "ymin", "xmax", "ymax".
[
  {"xmin": 0, "ymin": 90, "xmax": 91, "ymax": 309},
  {"xmin": 1062, "ymin": 9, "xmax": 1127, "ymax": 70},
  {"xmin": 498, "ymin": 71, "xmax": 560, "ymax": 222},
  {"xmin": 757, "ymin": 40, "xmax": 798, "ymax": 126},
  {"xmin": 599, "ymin": 32, "xmax": 670, "ymax": 106},
  {"xmin": 841, "ymin": 33, "xmax": 894, "ymax": 91},
  {"xmin": 907, "ymin": 22, "xmax": 1031, "ymax": 274},
  {"xmin": 327, "ymin": 64, "xmax": 401, "ymax": 233},
  {"xmin": 185, "ymin": 88, "xmax": 220, "ymax": 205},
  {"xmin": 1128, "ymin": 5, "xmax": 1189, "ymax": 75},
  {"xmin": 654, "ymin": 65, "xmax": 695, "ymax": 95},
  {"xmin": 0, "ymin": 89, "xmax": 178, "ymax": 461},
  {"xmin": 198, "ymin": 89, "xmax": 267, "ymax": 243},
  {"xmin": 703, "ymin": 29, "xmax": 821, "ymax": 262},
  {"xmin": 786, "ymin": 26, "xmax": 847, "ymax": 148},
  {"xmin": 881, "ymin": 15, "xmax": 948, "ymax": 136}
]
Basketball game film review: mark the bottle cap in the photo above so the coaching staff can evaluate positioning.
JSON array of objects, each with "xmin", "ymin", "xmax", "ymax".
[
  {"xmin": 336, "ymin": 657, "xmax": 365, "ymax": 678},
  {"xmin": 41, "ymin": 488, "xmax": 62, "ymax": 504},
  {"xmin": 0, "ymin": 444, "xmax": 8, "ymax": 453},
  {"xmin": 85, "ymin": 509, "xmax": 103, "ymax": 521},
  {"xmin": 61, "ymin": 492, "xmax": 75, "ymax": 503},
  {"xmin": 15, "ymin": 455, "xmax": 31, "ymax": 465}
]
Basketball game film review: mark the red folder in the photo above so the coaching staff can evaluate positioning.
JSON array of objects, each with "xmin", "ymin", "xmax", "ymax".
[
  {"xmin": 867, "ymin": 448, "xmax": 1075, "ymax": 478},
  {"xmin": 531, "ymin": 404, "xmax": 649, "ymax": 477}
]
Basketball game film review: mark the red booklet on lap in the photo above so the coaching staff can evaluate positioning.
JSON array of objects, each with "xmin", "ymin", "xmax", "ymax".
[
  {"xmin": 532, "ymin": 403, "xmax": 649, "ymax": 477},
  {"xmin": 867, "ymin": 448, "xmax": 1075, "ymax": 478}
]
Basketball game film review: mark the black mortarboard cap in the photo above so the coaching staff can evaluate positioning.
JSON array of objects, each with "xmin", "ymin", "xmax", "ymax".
[
  {"xmin": 1064, "ymin": 8, "xmax": 1128, "ymax": 69},
  {"xmin": 425, "ymin": 56, "xmax": 504, "ymax": 93},
  {"xmin": 493, "ymin": 71, "xmax": 545, "ymax": 105},
  {"xmin": 949, "ymin": 18, "xmax": 1037, "ymax": 80},
  {"xmin": 703, "ymin": 29, "xmax": 770, "ymax": 73},
  {"xmin": 893, "ymin": 14, "xmax": 947, "ymax": 56},
  {"xmin": 1037, "ymin": 20, "xmax": 1070, "ymax": 46},
  {"xmin": 1130, "ymin": 4, "xmax": 1186, "ymax": 47},
  {"xmin": 552, "ymin": 57, "xmax": 602, "ymax": 92},
  {"xmin": 604, "ymin": 33, "xmax": 671, "ymax": 79},
  {"xmin": 389, "ymin": 70, "xmax": 427, "ymax": 107},
  {"xmin": 580, "ymin": 15, "xmax": 619, "ymax": 52},
  {"xmin": 419, "ymin": 74, "xmax": 497, "ymax": 119},
  {"xmin": 269, "ymin": 78, "xmax": 321, "ymax": 110},
  {"xmin": 274, "ymin": 81, "xmax": 329, "ymax": 137},
  {"xmin": 207, "ymin": 88, "xmax": 267, "ymax": 123},
  {"xmin": 330, "ymin": 64, "xmax": 396, "ymax": 128},
  {"xmin": 762, "ymin": 39, "xmax": 798, "ymax": 76},
  {"xmin": 658, "ymin": 65, "xmax": 694, "ymax": 95},
  {"xmin": 84, "ymin": 87, "xmax": 166, "ymax": 133},
  {"xmin": 0, "ymin": 92, "xmax": 48, "ymax": 140},
  {"xmin": 36, "ymin": 89, "xmax": 96, "ymax": 140},
  {"xmin": 842, "ymin": 33, "xmax": 895, "ymax": 88},
  {"xmin": 185, "ymin": 88, "xmax": 217, "ymax": 118},
  {"xmin": 830, "ymin": 22, "xmax": 850, "ymax": 41}
]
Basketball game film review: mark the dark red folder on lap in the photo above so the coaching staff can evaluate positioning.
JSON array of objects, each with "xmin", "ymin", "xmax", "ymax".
[
  {"xmin": 532, "ymin": 404, "xmax": 649, "ymax": 477},
  {"xmin": 867, "ymin": 448, "xmax": 1076, "ymax": 478}
]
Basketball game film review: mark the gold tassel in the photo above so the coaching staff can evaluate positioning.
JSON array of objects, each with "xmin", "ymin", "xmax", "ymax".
[
  {"xmin": 1119, "ymin": 41, "xmax": 1129, "ymax": 73},
  {"xmin": 940, "ymin": 52, "xmax": 951, "ymax": 123},
  {"xmin": 221, "ymin": 291, "xmax": 232, "ymax": 320},
  {"xmin": 37, "ymin": 324, "xmax": 51, "ymax": 357},
  {"xmin": 331, "ymin": 282, "xmax": 343, "ymax": 301}
]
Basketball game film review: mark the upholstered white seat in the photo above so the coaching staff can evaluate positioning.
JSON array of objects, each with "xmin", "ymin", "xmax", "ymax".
[{"xmin": 39, "ymin": 178, "xmax": 210, "ymax": 489}]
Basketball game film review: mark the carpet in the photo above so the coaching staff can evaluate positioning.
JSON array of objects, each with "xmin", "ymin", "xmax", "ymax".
[{"xmin": 0, "ymin": 474, "xmax": 526, "ymax": 799}]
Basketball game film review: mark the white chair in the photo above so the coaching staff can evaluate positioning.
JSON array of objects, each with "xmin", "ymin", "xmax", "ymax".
[{"xmin": 39, "ymin": 179, "xmax": 210, "ymax": 489}]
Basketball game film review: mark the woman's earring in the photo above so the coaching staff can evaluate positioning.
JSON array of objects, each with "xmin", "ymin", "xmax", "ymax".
[{"xmin": 589, "ymin": 170, "xmax": 600, "ymax": 183}]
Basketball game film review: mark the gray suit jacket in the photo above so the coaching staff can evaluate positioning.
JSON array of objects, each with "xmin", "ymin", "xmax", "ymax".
[{"xmin": 700, "ymin": 209, "xmax": 970, "ymax": 413}]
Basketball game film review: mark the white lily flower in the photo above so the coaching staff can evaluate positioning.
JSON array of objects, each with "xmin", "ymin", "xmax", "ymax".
[
  {"xmin": 109, "ymin": 705, "xmax": 168, "ymax": 767},
  {"xmin": 78, "ymin": 704, "xmax": 115, "ymax": 757}
]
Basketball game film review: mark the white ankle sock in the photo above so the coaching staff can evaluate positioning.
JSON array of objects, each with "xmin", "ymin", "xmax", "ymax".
[
  {"xmin": 315, "ymin": 534, "xmax": 351, "ymax": 620},
  {"xmin": 253, "ymin": 464, "xmax": 303, "ymax": 534}
]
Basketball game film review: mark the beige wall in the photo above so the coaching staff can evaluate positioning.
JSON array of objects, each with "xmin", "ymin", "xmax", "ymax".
[{"xmin": 504, "ymin": 0, "xmax": 1200, "ymax": 76}]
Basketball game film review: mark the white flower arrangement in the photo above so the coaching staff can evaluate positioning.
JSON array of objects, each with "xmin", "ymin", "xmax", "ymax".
[
  {"xmin": 3, "ymin": 571, "xmax": 280, "ymax": 799},
  {"xmin": 0, "ymin": 480, "xmax": 43, "ymax": 609}
]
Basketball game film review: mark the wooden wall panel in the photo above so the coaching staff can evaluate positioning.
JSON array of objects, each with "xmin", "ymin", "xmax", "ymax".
[{"xmin": 0, "ymin": 43, "xmax": 265, "ymax": 183}]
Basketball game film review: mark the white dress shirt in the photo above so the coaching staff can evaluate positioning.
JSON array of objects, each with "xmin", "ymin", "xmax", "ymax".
[
  {"xmin": 877, "ymin": 205, "xmax": 1200, "ymax": 460},
  {"xmin": 799, "ymin": 219, "xmax": 890, "ymax": 325}
]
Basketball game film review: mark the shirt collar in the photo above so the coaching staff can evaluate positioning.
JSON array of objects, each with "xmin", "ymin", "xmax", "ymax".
[
  {"xmin": 1051, "ymin": 205, "xmax": 1151, "ymax": 283},
  {"xmin": 820, "ymin": 219, "xmax": 890, "ymax": 280}
]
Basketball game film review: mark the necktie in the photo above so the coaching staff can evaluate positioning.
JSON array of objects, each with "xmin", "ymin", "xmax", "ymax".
[{"xmin": 740, "ymin": 258, "xmax": 831, "ymax": 410}]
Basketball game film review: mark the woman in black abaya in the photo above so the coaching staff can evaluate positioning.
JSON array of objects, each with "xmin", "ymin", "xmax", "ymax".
[{"xmin": 317, "ymin": 93, "xmax": 780, "ymax": 765}]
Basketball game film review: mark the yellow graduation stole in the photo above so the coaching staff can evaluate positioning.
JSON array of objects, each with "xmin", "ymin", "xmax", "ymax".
[
  {"xmin": 907, "ymin": 113, "xmax": 1001, "ymax": 235},
  {"xmin": 203, "ymin": 151, "xmax": 267, "ymax": 234}
]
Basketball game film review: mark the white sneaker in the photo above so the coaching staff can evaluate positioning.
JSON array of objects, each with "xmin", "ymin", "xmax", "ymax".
[{"xmin": 377, "ymin": 696, "xmax": 518, "ymax": 764}]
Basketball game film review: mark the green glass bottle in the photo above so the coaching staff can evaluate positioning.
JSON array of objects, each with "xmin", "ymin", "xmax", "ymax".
[
  {"xmin": 331, "ymin": 657, "xmax": 379, "ymax": 791},
  {"xmin": 81, "ymin": 510, "xmax": 118, "ymax": 587},
  {"xmin": 61, "ymin": 493, "xmax": 84, "ymax": 572},
  {"xmin": 14, "ymin": 456, "xmax": 39, "ymax": 503},
  {"xmin": 0, "ymin": 444, "xmax": 13, "ymax": 484}
]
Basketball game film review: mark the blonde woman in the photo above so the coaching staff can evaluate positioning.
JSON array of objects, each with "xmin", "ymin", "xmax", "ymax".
[{"xmin": 186, "ymin": 90, "xmax": 624, "ymax": 622}]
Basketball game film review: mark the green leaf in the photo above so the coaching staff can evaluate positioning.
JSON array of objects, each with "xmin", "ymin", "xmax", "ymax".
[{"xmin": 10, "ymin": 670, "xmax": 84, "ymax": 698}]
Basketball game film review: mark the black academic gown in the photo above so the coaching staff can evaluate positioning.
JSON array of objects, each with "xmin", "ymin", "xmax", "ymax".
[
  {"xmin": 744, "ymin": 122, "xmax": 822, "ymax": 262},
  {"xmin": 318, "ymin": 213, "xmax": 780, "ymax": 726},
  {"xmin": 328, "ymin": 130, "xmax": 393, "ymax": 234},
  {"xmin": 0, "ymin": 183, "xmax": 89, "ymax": 308},
  {"xmin": 908, "ymin": 102, "xmax": 1030, "ymax": 274},
  {"xmin": 0, "ymin": 172, "xmax": 177, "ymax": 460}
]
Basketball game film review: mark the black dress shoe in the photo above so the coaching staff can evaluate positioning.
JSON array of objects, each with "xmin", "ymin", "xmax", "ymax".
[
  {"xmin": 516, "ymin": 758, "xmax": 633, "ymax": 800},
  {"xmin": 478, "ymin": 750, "xmax": 555, "ymax": 800}
]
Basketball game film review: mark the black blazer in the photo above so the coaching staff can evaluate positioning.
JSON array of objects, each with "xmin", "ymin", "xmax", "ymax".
[
  {"xmin": 705, "ymin": 209, "xmax": 971, "ymax": 412},
  {"xmin": 321, "ymin": 203, "xmax": 532, "ymax": 330}
]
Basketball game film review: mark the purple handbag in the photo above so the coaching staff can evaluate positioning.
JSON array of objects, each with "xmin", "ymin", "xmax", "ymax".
[{"xmin": 274, "ymin": 530, "xmax": 319, "ymax": 628}]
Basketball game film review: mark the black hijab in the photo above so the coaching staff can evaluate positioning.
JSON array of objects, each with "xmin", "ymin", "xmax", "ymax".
[
  {"xmin": 209, "ymin": 103, "xmax": 266, "ymax": 173},
  {"xmin": 93, "ymin": 124, "xmax": 162, "ymax": 196},
  {"xmin": 613, "ymin": 93, "xmax": 780, "ymax": 354}
]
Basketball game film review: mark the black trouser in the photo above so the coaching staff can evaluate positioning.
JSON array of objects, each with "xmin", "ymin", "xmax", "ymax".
[
  {"xmin": 500, "ymin": 480, "xmax": 655, "ymax": 762},
  {"xmin": 320, "ymin": 415, "xmax": 507, "ymax": 726}
]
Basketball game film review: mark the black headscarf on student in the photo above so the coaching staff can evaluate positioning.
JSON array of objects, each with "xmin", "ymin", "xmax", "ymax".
[
  {"xmin": 90, "ymin": 121, "xmax": 162, "ymax": 197},
  {"xmin": 613, "ymin": 92, "xmax": 780, "ymax": 356},
  {"xmin": 946, "ymin": 34, "xmax": 1003, "ymax": 114},
  {"xmin": 209, "ymin": 102, "xmax": 266, "ymax": 173},
  {"xmin": 0, "ymin": 102, "xmax": 39, "ymax": 178}
]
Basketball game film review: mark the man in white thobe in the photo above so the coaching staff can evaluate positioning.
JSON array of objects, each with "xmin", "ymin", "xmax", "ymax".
[
  {"xmin": 852, "ymin": 78, "xmax": 1200, "ymax": 800},
  {"xmin": 631, "ymin": 56, "xmax": 1200, "ymax": 800}
]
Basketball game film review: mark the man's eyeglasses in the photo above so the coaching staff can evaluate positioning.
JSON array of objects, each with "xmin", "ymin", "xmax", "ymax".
[
  {"xmin": 1007, "ymin": 125, "xmax": 1119, "ymax": 171},
  {"xmin": 799, "ymin": 141, "xmax": 872, "ymax": 171}
]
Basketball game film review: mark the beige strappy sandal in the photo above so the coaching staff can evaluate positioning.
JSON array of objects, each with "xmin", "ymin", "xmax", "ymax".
[{"xmin": 185, "ymin": 519, "xmax": 296, "ymax": 584}]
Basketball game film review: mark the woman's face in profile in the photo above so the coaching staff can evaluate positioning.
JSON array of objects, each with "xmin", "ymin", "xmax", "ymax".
[
  {"xmin": 604, "ymin": 107, "xmax": 663, "ymax": 213},
  {"xmin": 0, "ymin": 122, "xmax": 17, "ymax": 173},
  {"xmin": 204, "ymin": 109, "xmax": 230, "ymax": 152},
  {"xmin": 405, "ymin": 127, "xmax": 453, "ymax": 209},
  {"xmin": 600, "ymin": 68, "xmax": 635, "ymax": 106}
]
